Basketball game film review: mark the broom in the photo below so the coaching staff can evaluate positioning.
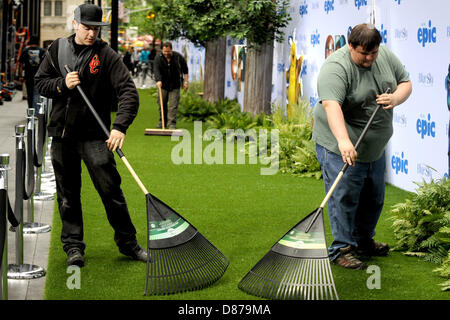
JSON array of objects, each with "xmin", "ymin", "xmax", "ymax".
[
  {"xmin": 144, "ymin": 86, "xmax": 184, "ymax": 136},
  {"xmin": 239, "ymin": 88, "xmax": 391, "ymax": 300},
  {"xmin": 64, "ymin": 66, "xmax": 229, "ymax": 295}
]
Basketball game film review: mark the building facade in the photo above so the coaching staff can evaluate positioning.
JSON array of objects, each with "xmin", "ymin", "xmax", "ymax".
[{"xmin": 40, "ymin": 0, "xmax": 105, "ymax": 47}]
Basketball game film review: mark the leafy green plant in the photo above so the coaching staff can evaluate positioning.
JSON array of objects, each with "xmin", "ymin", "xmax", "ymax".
[
  {"xmin": 390, "ymin": 178, "xmax": 450, "ymax": 290},
  {"xmin": 178, "ymin": 91, "xmax": 217, "ymax": 122},
  {"xmin": 178, "ymin": 82, "xmax": 244, "ymax": 123},
  {"xmin": 178, "ymin": 86, "xmax": 320, "ymax": 178},
  {"xmin": 268, "ymin": 99, "xmax": 321, "ymax": 178}
]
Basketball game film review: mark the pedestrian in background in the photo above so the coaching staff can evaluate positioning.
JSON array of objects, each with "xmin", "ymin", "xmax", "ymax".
[
  {"xmin": 19, "ymin": 35, "xmax": 45, "ymax": 113},
  {"xmin": 153, "ymin": 42, "xmax": 189, "ymax": 129},
  {"xmin": 139, "ymin": 46, "xmax": 150, "ymax": 88}
]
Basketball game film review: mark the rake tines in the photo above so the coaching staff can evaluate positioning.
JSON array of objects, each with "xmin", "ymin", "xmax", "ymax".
[
  {"xmin": 239, "ymin": 252, "xmax": 338, "ymax": 300},
  {"xmin": 238, "ymin": 209, "xmax": 338, "ymax": 300},
  {"xmin": 145, "ymin": 194, "xmax": 229, "ymax": 295},
  {"xmin": 145, "ymin": 232, "xmax": 229, "ymax": 295}
]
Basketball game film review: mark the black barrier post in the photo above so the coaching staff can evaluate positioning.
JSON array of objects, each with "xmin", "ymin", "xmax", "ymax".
[
  {"xmin": 0, "ymin": 154, "xmax": 10, "ymax": 300},
  {"xmin": 23, "ymin": 109, "xmax": 51, "ymax": 234},
  {"xmin": 33, "ymin": 98, "xmax": 55, "ymax": 201},
  {"xmin": 7, "ymin": 125, "xmax": 46, "ymax": 280}
]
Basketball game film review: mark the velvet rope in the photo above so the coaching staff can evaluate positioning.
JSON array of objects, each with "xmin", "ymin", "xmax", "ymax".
[
  {"xmin": 23, "ymin": 128, "xmax": 35, "ymax": 200},
  {"xmin": 34, "ymin": 113, "xmax": 46, "ymax": 168},
  {"xmin": 8, "ymin": 148, "xmax": 24, "ymax": 227},
  {"xmin": 0, "ymin": 189, "xmax": 6, "ymax": 266}
]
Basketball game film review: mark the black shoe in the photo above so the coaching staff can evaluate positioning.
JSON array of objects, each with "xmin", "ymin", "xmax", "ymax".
[
  {"xmin": 120, "ymin": 245, "xmax": 149, "ymax": 262},
  {"xmin": 67, "ymin": 248, "xmax": 85, "ymax": 267},
  {"xmin": 357, "ymin": 240, "xmax": 390, "ymax": 257}
]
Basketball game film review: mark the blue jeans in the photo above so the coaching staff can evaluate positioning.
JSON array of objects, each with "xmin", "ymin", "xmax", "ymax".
[{"xmin": 315, "ymin": 144, "xmax": 386, "ymax": 261}]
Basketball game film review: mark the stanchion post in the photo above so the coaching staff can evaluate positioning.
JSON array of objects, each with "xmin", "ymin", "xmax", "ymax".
[
  {"xmin": 35, "ymin": 101, "xmax": 45, "ymax": 193},
  {"xmin": 0, "ymin": 154, "xmax": 10, "ymax": 300},
  {"xmin": 7, "ymin": 125, "xmax": 46, "ymax": 280},
  {"xmin": 26, "ymin": 108, "xmax": 35, "ymax": 224},
  {"xmin": 23, "ymin": 108, "xmax": 51, "ymax": 234},
  {"xmin": 14, "ymin": 125, "xmax": 25, "ymax": 266},
  {"xmin": 33, "ymin": 98, "xmax": 54, "ymax": 201}
]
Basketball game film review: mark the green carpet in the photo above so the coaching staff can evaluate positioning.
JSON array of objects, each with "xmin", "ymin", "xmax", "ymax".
[{"xmin": 44, "ymin": 89, "xmax": 447, "ymax": 300}]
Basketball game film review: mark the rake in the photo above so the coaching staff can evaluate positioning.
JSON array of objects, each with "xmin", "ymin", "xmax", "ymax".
[
  {"xmin": 64, "ymin": 66, "xmax": 229, "ymax": 295},
  {"xmin": 239, "ymin": 88, "xmax": 391, "ymax": 300},
  {"xmin": 144, "ymin": 193, "xmax": 229, "ymax": 294},
  {"xmin": 238, "ymin": 210, "xmax": 337, "ymax": 300}
]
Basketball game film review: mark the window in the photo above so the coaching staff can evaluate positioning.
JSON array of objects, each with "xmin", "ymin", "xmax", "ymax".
[
  {"xmin": 55, "ymin": 1, "xmax": 63, "ymax": 16},
  {"xmin": 44, "ymin": 1, "xmax": 52, "ymax": 16}
]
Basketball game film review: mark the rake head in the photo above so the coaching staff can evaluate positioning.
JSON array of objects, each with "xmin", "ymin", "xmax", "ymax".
[
  {"xmin": 145, "ymin": 232, "xmax": 229, "ymax": 295},
  {"xmin": 144, "ymin": 193, "xmax": 229, "ymax": 295},
  {"xmin": 238, "ymin": 209, "xmax": 338, "ymax": 300},
  {"xmin": 238, "ymin": 252, "xmax": 338, "ymax": 300}
]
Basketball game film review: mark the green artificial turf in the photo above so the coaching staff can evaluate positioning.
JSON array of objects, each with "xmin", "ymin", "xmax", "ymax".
[{"xmin": 44, "ymin": 89, "xmax": 448, "ymax": 300}]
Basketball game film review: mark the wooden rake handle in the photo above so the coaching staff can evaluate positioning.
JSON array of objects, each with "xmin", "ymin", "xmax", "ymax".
[
  {"xmin": 305, "ymin": 88, "xmax": 391, "ymax": 233},
  {"xmin": 157, "ymin": 85, "xmax": 166, "ymax": 130},
  {"xmin": 64, "ymin": 65, "xmax": 149, "ymax": 195}
]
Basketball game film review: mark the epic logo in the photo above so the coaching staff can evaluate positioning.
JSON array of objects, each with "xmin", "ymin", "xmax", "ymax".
[
  {"xmin": 277, "ymin": 63, "xmax": 285, "ymax": 73},
  {"xmin": 301, "ymin": 64, "xmax": 307, "ymax": 77},
  {"xmin": 416, "ymin": 114, "xmax": 436, "ymax": 139},
  {"xmin": 299, "ymin": 3, "xmax": 308, "ymax": 17},
  {"xmin": 417, "ymin": 20, "xmax": 437, "ymax": 47},
  {"xmin": 310, "ymin": 95, "xmax": 319, "ymax": 107},
  {"xmin": 380, "ymin": 24, "xmax": 388, "ymax": 44},
  {"xmin": 324, "ymin": 0, "xmax": 334, "ymax": 13},
  {"xmin": 354, "ymin": 0, "xmax": 367, "ymax": 10},
  {"xmin": 311, "ymin": 30, "xmax": 320, "ymax": 47},
  {"xmin": 391, "ymin": 152, "xmax": 408, "ymax": 175}
]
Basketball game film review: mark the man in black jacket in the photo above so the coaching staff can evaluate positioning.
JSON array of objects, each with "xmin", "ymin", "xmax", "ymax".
[
  {"xmin": 35, "ymin": 4, "xmax": 147, "ymax": 267},
  {"xmin": 153, "ymin": 42, "xmax": 188, "ymax": 129},
  {"xmin": 19, "ymin": 36, "xmax": 46, "ymax": 113}
]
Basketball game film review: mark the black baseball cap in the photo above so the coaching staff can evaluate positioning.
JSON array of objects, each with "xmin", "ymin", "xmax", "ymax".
[{"xmin": 74, "ymin": 4, "xmax": 109, "ymax": 26}]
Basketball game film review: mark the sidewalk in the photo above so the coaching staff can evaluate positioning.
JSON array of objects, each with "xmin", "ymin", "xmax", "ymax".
[
  {"xmin": 133, "ymin": 71, "xmax": 156, "ymax": 89},
  {"xmin": 0, "ymin": 91, "xmax": 54, "ymax": 300}
]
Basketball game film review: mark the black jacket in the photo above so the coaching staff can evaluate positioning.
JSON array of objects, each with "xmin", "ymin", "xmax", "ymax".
[
  {"xmin": 35, "ymin": 34, "xmax": 139, "ymax": 140},
  {"xmin": 153, "ymin": 51, "xmax": 188, "ymax": 91}
]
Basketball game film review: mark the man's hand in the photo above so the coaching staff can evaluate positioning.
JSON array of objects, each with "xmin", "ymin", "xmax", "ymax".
[
  {"xmin": 183, "ymin": 82, "xmax": 188, "ymax": 91},
  {"xmin": 106, "ymin": 129, "xmax": 125, "ymax": 152},
  {"xmin": 65, "ymin": 71, "xmax": 81, "ymax": 90},
  {"xmin": 376, "ymin": 92, "xmax": 397, "ymax": 110},
  {"xmin": 338, "ymin": 139, "xmax": 357, "ymax": 166},
  {"xmin": 156, "ymin": 81, "xmax": 162, "ymax": 88},
  {"xmin": 376, "ymin": 81, "xmax": 412, "ymax": 110}
]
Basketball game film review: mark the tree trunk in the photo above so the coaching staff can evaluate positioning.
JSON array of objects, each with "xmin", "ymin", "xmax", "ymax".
[
  {"xmin": 203, "ymin": 37, "xmax": 226, "ymax": 103},
  {"xmin": 243, "ymin": 42, "xmax": 274, "ymax": 115}
]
